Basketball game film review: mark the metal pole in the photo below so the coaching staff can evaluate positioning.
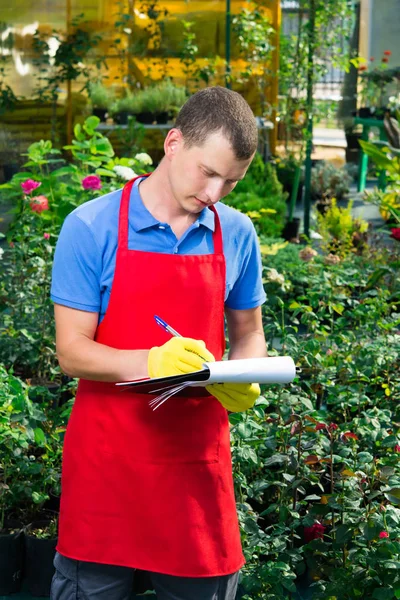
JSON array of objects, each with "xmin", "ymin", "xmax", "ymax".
[
  {"xmin": 225, "ymin": 0, "xmax": 231, "ymax": 88},
  {"xmin": 270, "ymin": 0, "xmax": 281, "ymax": 156},
  {"xmin": 66, "ymin": 0, "xmax": 72, "ymax": 145},
  {"xmin": 303, "ymin": 0, "xmax": 316, "ymax": 239}
]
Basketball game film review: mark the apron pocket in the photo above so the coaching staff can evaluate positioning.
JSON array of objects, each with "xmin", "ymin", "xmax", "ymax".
[{"xmin": 103, "ymin": 393, "xmax": 226, "ymax": 464}]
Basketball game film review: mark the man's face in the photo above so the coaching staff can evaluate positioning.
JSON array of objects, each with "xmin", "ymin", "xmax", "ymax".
[{"xmin": 165, "ymin": 130, "xmax": 254, "ymax": 216}]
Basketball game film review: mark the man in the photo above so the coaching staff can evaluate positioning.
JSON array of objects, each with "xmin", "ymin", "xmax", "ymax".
[{"xmin": 51, "ymin": 86, "xmax": 267, "ymax": 600}]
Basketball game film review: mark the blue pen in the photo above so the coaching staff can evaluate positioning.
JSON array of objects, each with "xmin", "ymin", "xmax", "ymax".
[{"xmin": 154, "ymin": 315, "xmax": 182, "ymax": 338}]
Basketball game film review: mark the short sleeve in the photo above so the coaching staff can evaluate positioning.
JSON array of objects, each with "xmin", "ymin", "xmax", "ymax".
[
  {"xmin": 51, "ymin": 213, "xmax": 102, "ymax": 312},
  {"xmin": 225, "ymin": 224, "xmax": 266, "ymax": 310}
]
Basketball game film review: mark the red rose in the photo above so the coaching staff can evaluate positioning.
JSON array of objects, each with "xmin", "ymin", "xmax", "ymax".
[
  {"xmin": 383, "ymin": 50, "xmax": 392, "ymax": 56},
  {"xmin": 358, "ymin": 65, "xmax": 367, "ymax": 71},
  {"xmin": 304, "ymin": 523, "xmax": 326, "ymax": 543},
  {"xmin": 379, "ymin": 531, "xmax": 389, "ymax": 539},
  {"xmin": 390, "ymin": 228, "xmax": 400, "ymax": 241},
  {"xmin": 30, "ymin": 195, "xmax": 49, "ymax": 213},
  {"xmin": 382, "ymin": 57, "xmax": 389, "ymax": 63},
  {"xmin": 394, "ymin": 444, "xmax": 400, "ymax": 453},
  {"xmin": 370, "ymin": 57, "xmax": 375, "ymax": 62},
  {"xmin": 328, "ymin": 423, "xmax": 338, "ymax": 431}
]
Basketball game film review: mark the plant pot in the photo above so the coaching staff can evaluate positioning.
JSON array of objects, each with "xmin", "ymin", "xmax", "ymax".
[
  {"xmin": 92, "ymin": 108, "xmax": 108, "ymax": 121},
  {"xmin": 113, "ymin": 110, "xmax": 135, "ymax": 125},
  {"xmin": 282, "ymin": 217, "xmax": 301, "ymax": 242},
  {"xmin": 345, "ymin": 131, "xmax": 362, "ymax": 165},
  {"xmin": 135, "ymin": 111, "xmax": 155, "ymax": 124},
  {"xmin": 0, "ymin": 526, "xmax": 24, "ymax": 594},
  {"xmin": 155, "ymin": 111, "xmax": 169, "ymax": 124},
  {"xmin": 2, "ymin": 163, "xmax": 20, "ymax": 182},
  {"xmin": 358, "ymin": 107, "xmax": 371, "ymax": 118},
  {"xmin": 24, "ymin": 522, "xmax": 57, "ymax": 597},
  {"xmin": 371, "ymin": 106, "xmax": 387, "ymax": 120}
]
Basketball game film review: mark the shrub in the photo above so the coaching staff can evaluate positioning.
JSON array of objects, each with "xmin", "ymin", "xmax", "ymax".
[{"xmin": 224, "ymin": 154, "xmax": 288, "ymax": 237}]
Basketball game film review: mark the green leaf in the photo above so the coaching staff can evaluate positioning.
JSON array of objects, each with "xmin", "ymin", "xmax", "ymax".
[
  {"xmin": 359, "ymin": 140, "xmax": 393, "ymax": 170},
  {"xmin": 331, "ymin": 303, "xmax": 344, "ymax": 315},
  {"xmin": 95, "ymin": 168, "xmax": 117, "ymax": 178},
  {"xmin": 289, "ymin": 301, "xmax": 301, "ymax": 309},
  {"xmin": 265, "ymin": 454, "xmax": 288, "ymax": 467},
  {"xmin": 34, "ymin": 428, "xmax": 46, "ymax": 446},
  {"xmin": 300, "ymin": 398, "xmax": 314, "ymax": 411},
  {"xmin": 372, "ymin": 588, "xmax": 395, "ymax": 600},
  {"xmin": 83, "ymin": 115, "xmax": 101, "ymax": 133},
  {"xmin": 384, "ymin": 488, "xmax": 400, "ymax": 506},
  {"xmin": 335, "ymin": 524, "xmax": 353, "ymax": 544},
  {"xmin": 73, "ymin": 123, "xmax": 84, "ymax": 141}
]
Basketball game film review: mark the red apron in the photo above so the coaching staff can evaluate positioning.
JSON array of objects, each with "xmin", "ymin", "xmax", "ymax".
[{"xmin": 57, "ymin": 177, "xmax": 245, "ymax": 577}]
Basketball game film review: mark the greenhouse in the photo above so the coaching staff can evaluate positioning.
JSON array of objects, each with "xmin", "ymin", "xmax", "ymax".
[{"xmin": 0, "ymin": 1, "xmax": 399, "ymax": 599}]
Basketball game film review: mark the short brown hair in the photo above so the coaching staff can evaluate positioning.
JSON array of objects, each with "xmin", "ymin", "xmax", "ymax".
[{"xmin": 175, "ymin": 86, "xmax": 258, "ymax": 160}]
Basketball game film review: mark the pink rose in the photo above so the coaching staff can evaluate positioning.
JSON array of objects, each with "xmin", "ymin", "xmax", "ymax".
[
  {"xmin": 30, "ymin": 195, "xmax": 49, "ymax": 213},
  {"xmin": 82, "ymin": 175, "xmax": 102, "ymax": 190},
  {"xmin": 21, "ymin": 179, "xmax": 41, "ymax": 195},
  {"xmin": 379, "ymin": 531, "xmax": 389, "ymax": 539},
  {"xmin": 394, "ymin": 444, "xmax": 400, "ymax": 453},
  {"xmin": 43, "ymin": 232, "xmax": 50, "ymax": 240}
]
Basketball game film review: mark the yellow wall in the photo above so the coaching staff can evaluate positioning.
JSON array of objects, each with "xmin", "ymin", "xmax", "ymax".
[{"xmin": 1, "ymin": 0, "xmax": 278, "ymax": 99}]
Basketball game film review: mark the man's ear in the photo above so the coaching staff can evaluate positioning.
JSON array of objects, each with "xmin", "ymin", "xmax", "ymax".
[{"xmin": 164, "ymin": 128, "xmax": 184, "ymax": 160}]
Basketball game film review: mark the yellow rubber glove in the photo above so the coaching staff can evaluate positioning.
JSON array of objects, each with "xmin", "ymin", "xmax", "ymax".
[
  {"xmin": 148, "ymin": 337, "xmax": 215, "ymax": 379},
  {"xmin": 206, "ymin": 382, "xmax": 260, "ymax": 412}
]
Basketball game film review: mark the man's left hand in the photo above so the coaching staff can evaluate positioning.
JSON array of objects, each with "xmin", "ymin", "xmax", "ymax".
[{"xmin": 206, "ymin": 382, "xmax": 260, "ymax": 412}]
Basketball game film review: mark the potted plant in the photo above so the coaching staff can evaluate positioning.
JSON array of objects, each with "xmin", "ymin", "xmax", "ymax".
[
  {"xmin": 310, "ymin": 161, "xmax": 352, "ymax": 213},
  {"xmin": 87, "ymin": 81, "xmax": 115, "ymax": 121},
  {"xmin": 111, "ymin": 91, "xmax": 143, "ymax": 124},
  {"xmin": 281, "ymin": 161, "xmax": 302, "ymax": 242},
  {"xmin": 0, "ymin": 128, "xmax": 20, "ymax": 181},
  {"xmin": 0, "ymin": 366, "xmax": 49, "ymax": 595},
  {"xmin": 357, "ymin": 51, "xmax": 396, "ymax": 119},
  {"xmin": 275, "ymin": 154, "xmax": 304, "ymax": 204},
  {"xmin": 24, "ymin": 515, "xmax": 58, "ymax": 597}
]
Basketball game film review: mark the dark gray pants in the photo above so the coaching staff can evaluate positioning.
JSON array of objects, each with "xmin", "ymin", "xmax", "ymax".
[{"xmin": 51, "ymin": 552, "xmax": 239, "ymax": 600}]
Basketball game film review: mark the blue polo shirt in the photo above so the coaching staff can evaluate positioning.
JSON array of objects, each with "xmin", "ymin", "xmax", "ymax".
[{"xmin": 51, "ymin": 179, "xmax": 266, "ymax": 322}]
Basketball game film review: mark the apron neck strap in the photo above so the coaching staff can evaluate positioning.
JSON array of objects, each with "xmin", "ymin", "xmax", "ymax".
[{"xmin": 119, "ymin": 176, "xmax": 223, "ymax": 254}]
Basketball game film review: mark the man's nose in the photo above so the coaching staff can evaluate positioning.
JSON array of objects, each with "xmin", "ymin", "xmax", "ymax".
[{"xmin": 205, "ymin": 179, "xmax": 225, "ymax": 204}]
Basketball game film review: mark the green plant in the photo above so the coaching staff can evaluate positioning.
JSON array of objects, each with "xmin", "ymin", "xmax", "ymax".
[
  {"xmin": 32, "ymin": 15, "xmax": 102, "ymax": 101},
  {"xmin": 0, "ymin": 118, "xmax": 124, "ymax": 380},
  {"xmin": 225, "ymin": 154, "xmax": 288, "ymax": 237},
  {"xmin": 112, "ymin": 81, "xmax": 187, "ymax": 117},
  {"xmin": 311, "ymin": 161, "xmax": 352, "ymax": 201},
  {"xmin": 0, "ymin": 366, "xmax": 48, "ymax": 528},
  {"xmin": 360, "ymin": 138, "xmax": 400, "ymax": 225},
  {"xmin": 356, "ymin": 51, "xmax": 397, "ymax": 111},
  {"xmin": 317, "ymin": 198, "xmax": 369, "ymax": 258},
  {"xmin": 87, "ymin": 81, "xmax": 115, "ymax": 110},
  {"xmin": 232, "ymin": 1, "xmax": 275, "ymax": 116},
  {"xmin": 112, "ymin": 91, "xmax": 144, "ymax": 115}
]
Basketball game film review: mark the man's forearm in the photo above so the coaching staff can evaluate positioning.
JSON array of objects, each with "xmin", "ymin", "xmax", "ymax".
[
  {"xmin": 57, "ymin": 336, "xmax": 149, "ymax": 382},
  {"xmin": 228, "ymin": 331, "xmax": 267, "ymax": 360}
]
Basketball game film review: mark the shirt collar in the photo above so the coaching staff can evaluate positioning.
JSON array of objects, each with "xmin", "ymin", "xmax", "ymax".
[{"xmin": 129, "ymin": 179, "xmax": 216, "ymax": 232}]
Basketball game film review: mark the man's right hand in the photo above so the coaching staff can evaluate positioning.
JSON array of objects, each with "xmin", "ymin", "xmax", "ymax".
[{"xmin": 148, "ymin": 337, "xmax": 215, "ymax": 379}]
